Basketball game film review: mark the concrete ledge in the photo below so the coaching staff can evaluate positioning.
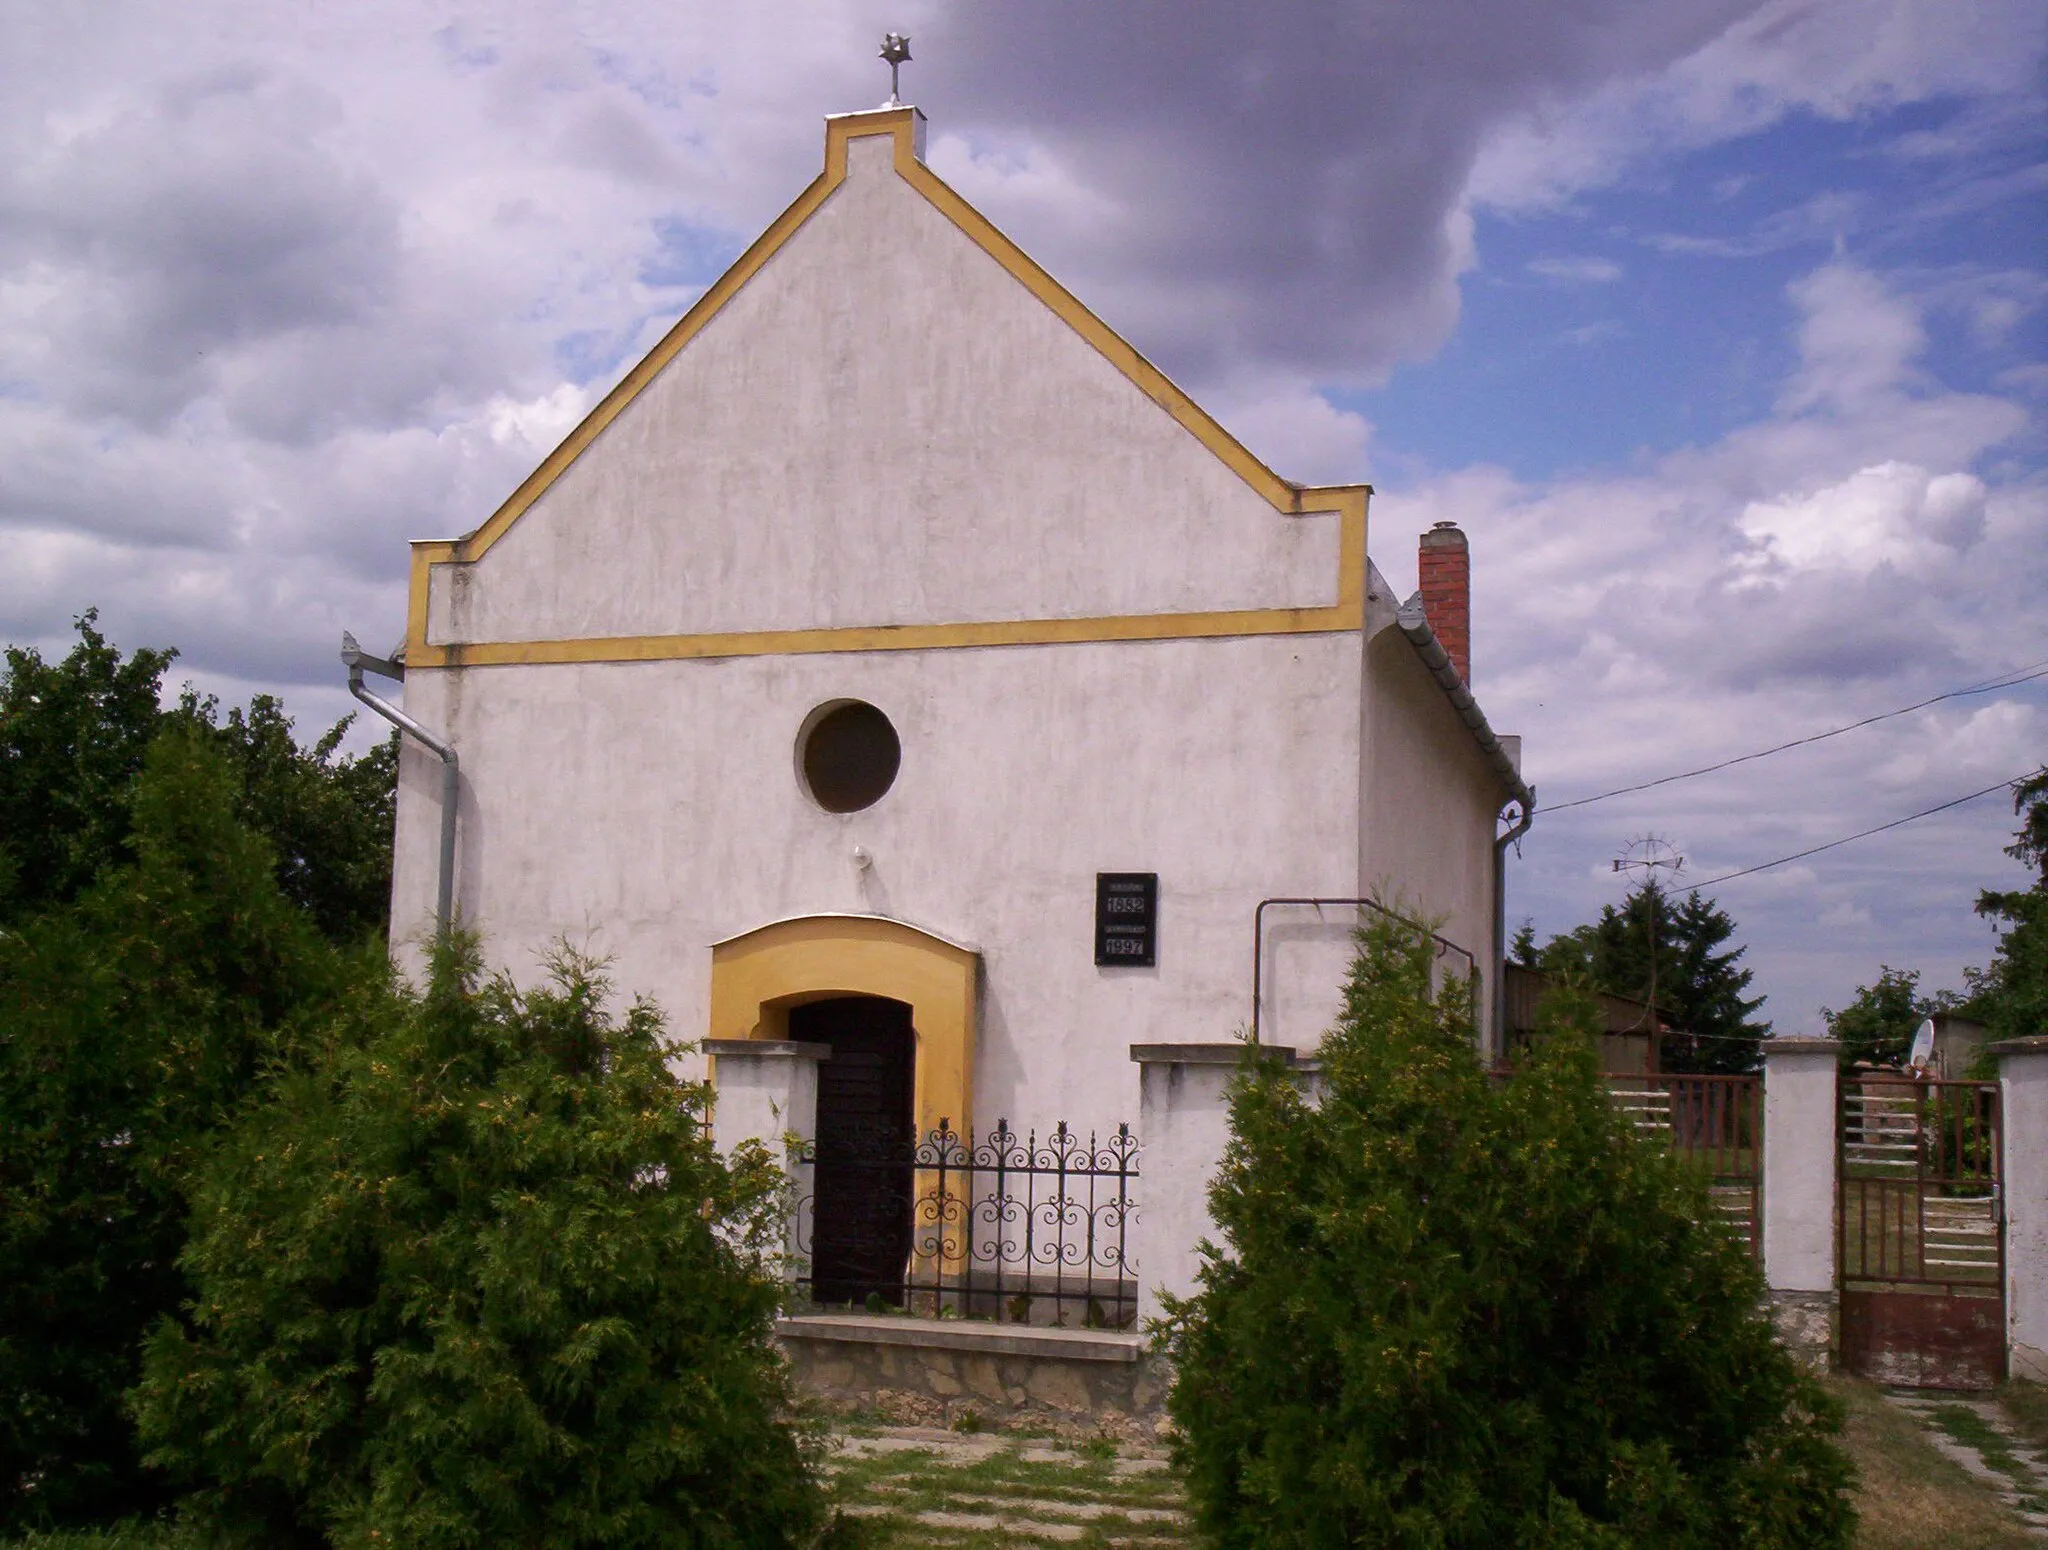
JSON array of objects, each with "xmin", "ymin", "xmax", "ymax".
[
  {"xmin": 1762, "ymin": 1037, "xmax": 1841, "ymax": 1055},
  {"xmin": 777, "ymin": 1313, "xmax": 1142, "ymax": 1363},
  {"xmin": 1990, "ymin": 1036, "xmax": 2048, "ymax": 1056},
  {"xmin": 704, "ymin": 1039, "xmax": 832, "ymax": 1060},
  {"xmin": 1129, "ymin": 1042, "xmax": 1298, "ymax": 1067}
]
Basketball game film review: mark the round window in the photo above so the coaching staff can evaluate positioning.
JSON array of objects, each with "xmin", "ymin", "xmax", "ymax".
[{"xmin": 798, "ymin": 700, "xmax": 901, "ymax": 813}]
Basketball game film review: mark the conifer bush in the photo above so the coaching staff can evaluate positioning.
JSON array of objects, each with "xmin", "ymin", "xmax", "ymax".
[
  {"xmin": 130, "ymin": 937, "xmax": 836, "ymax": 1550},
  {"xmin": 1162, "ymin": 914, "xmax": 1855, "ymax": 1548}
]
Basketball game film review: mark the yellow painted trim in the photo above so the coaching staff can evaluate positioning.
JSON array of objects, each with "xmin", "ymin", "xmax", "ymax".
[
  {"xmin": 411, "ymin": 598, "xmax": 1358, "ymax": 670},
  {"xmin": 404, "ymin": 106, "xmax": 1372, "ymax": 668},
  {"xmin": 709, "ymin": 914, "xmax": 978, "ymax": 1148}
]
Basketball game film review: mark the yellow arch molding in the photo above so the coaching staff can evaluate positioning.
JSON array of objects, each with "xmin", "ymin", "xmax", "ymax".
[
  {"xmin": 405, "ymin": 107, "xmax": 1370, "ymax": 669},
  {"xmin": 708, "ymin": 914, "xmax": 978, "ymax": 1144}
]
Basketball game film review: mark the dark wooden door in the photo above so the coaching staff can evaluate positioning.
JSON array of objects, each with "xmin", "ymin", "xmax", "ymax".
[{"xmin": 793, "ymin": 996, "xmax": 915, "ymax": 1305}]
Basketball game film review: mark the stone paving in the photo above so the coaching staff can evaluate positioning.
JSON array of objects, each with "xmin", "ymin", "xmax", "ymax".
[
  {"xmin": 1884, "ymin": 1390, "xmax": 2048, "ymax": 1538},
  {"xmin": 828, "ymin": 1423, "xmax": 1189, "ymax": 1547}
]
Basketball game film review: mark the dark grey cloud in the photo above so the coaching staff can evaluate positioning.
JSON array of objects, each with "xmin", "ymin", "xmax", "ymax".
[
  {"xmin": 0, "ymin": 67, "xmax": 404, "ymax": 428},
  {"xmin": 926, "ymin": 0, "xmax": 1764, "ymax": 385}
]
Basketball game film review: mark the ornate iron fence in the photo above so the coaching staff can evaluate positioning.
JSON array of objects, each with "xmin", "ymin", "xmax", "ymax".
[{"xmin": 792, "ymin": 1118, "xmax": 1140, "ymax": 1329}]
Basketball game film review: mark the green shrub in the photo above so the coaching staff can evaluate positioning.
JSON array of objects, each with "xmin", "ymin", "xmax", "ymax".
[
  {"xmin": 1161, "ymin": 914, "xmax": 1856, "ymax": 1548},
  {"xmin": 131, "ymin": 937, "xmax": 834, "ymax": 1549},
  {"xmin": 0, "ymin": 729, "xmax": 354, "ymax": 1529}
]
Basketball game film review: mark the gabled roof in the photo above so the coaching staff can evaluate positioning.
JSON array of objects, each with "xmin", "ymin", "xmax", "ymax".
[{"xmin": 403, "ymin": 107, "xmax": 1368, "ymax": 671}]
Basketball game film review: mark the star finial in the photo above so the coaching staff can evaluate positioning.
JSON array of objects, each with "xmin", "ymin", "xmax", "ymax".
[{"xmin": 879, "ymin": 33, "xmax": 911, "ymax": 108}]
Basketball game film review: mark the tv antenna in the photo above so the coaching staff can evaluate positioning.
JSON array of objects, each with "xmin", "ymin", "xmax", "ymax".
[
  {"xmin": 879, "ymin": 33, "xmax": 912, "ymax": 107},
  {"xmin": 1612, "ymin": 834, "xmax": 1683, "ymax": 881},
  {"xmin": 1612, "ymin": 835, "xmax": 1683, "ymax": 1036}
]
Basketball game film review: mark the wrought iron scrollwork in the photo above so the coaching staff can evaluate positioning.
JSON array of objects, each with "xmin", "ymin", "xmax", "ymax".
[{"xmin": 792, "ymin": 1117, "xmax": 1140, "ymax": 1327}]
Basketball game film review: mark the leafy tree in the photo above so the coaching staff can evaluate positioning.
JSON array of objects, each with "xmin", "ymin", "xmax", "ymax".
[
  {"xmin": 132, "ymin": 938, "xmax": 835, "ymax": 1550},
  {"xmin": 1822, "ymin": 966, "xmax": 1957, "ymax": 1069},
  {"xmin": 1527, "ymin": 882, "xmax": 1770, "ymax": 1074},
  {"xmin": 1966, "ymin": 766, "xmax": 2048, "ymax": 1046},
  {"xmin": 1, "ymin": 613, "xmax": 397, "ymax": 944},
  {"xmin": 1163, "ymin": 913, "xmax": 1855, "ymax": 1548},
  {"xmin": 182, "ymin": 691, "xmax": 398, "ymax": 943},
  {"xmin": 0, "ymin": 611, "xmax": 174, "ymax": 924},
  {"xmin": 0, "ymin": 729, "xmax": 356, "ymax": 1530}
]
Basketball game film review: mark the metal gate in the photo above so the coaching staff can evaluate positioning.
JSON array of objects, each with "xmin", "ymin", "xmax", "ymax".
[
  {"xmin": 1839, "ymin": 1077, "xmax": 2004, "ymax": 1389},
  {"xmin": 1605, "ymin": 1074, "xmax": 1761, "ymax": 1255}
]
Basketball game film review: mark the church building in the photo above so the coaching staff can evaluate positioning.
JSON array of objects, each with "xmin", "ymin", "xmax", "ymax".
[{"xmin": 371, "ymin": 102, "xmax": 1532, "ymax": 1257}]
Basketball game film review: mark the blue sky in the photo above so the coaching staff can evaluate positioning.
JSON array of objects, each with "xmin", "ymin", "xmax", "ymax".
[
  {"xmin": 0, "ymin": 0, "xmax": 2042, "ymax": 1033},
  {"xmin": 1360, "ymin": 98, "xmax": 2048, "ymax": 484}
]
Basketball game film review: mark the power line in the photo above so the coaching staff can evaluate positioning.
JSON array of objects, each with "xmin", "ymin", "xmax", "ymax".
[
  {"xmin": 1547, "ymin": 659, "xmax": 2048, "ymax": 813},
  {"xmin": 1691, "ymin": 772, "xmax": 2031, "ymax": 888}
]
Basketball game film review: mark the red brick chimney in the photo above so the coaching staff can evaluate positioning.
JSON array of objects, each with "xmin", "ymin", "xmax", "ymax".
[{"xmin": 1418, "ymin": 520, "xmax": 1471, "ymax": 685}]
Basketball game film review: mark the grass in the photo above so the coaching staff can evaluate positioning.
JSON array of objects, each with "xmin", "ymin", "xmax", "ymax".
[
  {"xmin": 1922, "ymin": 1403, "xmax": 2048, "ymax": 1515},
  {"xmin": 1998, "ymin": 1378, "xmax": 2048, "ymax": 1453},
  {"xmin": 10, "ymin": 1380, "xmax": 2042, "ymax": 1549},
  {"xmin": 1831, "ymin": 1377, "xmax": 2042, "ymax": 1550},
  {"xmin": 828, "ymin": 1435, "xmax": 1187, "ymax": 1548}
]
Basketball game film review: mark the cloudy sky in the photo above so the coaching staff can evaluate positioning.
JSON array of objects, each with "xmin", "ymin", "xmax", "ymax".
[{"xmin": 3, "ymin": 0, "xmax": 2043, "ymax": 1033}]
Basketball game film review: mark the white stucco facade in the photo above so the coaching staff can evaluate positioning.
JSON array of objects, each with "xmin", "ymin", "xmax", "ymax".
[{"xmin": 384, "ymin": 104, "xmax": 1527, "ymax": 1144}]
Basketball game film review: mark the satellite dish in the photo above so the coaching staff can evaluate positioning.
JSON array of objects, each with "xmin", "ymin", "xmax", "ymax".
[{"xmin": 1906, "ymin": 1017, "xmax": 1936, "ymax": 1074}]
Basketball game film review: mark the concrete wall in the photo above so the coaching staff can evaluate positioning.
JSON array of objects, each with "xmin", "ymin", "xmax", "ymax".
[
  {"xmin": 778, "ymin": 1315, "xmax": 1165, "ymax": 1439},
  {"xmin": 1357, "ymin": 619, "xmax": 1505, "ymax": 1030},
  {"xmin": 2000, "ymin": 1038, "xmax": 2048, "ymax": 1382},
  {"xmin": 429, "ymin": 132, "xmax": 1340, "ymax": 647},
  {"xmin": 392, "ymin": 630, "xmax": 1364, "ymax": 1136}
]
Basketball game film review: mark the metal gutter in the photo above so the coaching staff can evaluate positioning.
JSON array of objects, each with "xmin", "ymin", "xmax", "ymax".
[
  {"xmin": 1395, "ymin": 600, "xmax": 1534, "ymax": 811},
  {"xmin": 1393, "ymin": 600, "xmax": 1536, "ymax": 1061},
  {"xmin": 341, "ymin": 632, "xmax": 458, "ymax": 934},
  {"xmin": 1491, "ymin": 800, "xmax": 1536, "ymax": 1060}
]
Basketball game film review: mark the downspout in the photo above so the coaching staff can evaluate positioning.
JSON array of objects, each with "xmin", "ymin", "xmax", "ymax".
[
  {"xmin": 1493, "ymin": 796, "xmax": 1536, "ymax": 1061},
  {"xmin": 341, "ymin": 632, "xmax": 457, "ymax": 934}
]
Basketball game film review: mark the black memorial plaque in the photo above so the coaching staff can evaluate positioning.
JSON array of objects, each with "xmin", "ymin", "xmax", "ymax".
[{"xmin": 1094, "ymin": 872, "xmax": 1158, "ymax": 967}]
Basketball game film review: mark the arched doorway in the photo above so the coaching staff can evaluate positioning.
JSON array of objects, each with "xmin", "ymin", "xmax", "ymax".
[
  {"xmin": 706, "ymin": 913, "xmax": 979, "ymax": 1145},
  {"xmin": 792, "ymin": 996, "xmax": 916, "ymax": 1304}
]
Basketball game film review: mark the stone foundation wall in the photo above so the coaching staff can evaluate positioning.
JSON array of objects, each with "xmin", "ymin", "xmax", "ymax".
[
  {"xmin": 777, "ymin": 1314, "xmax": 1168, "ymax": 1440},
  {"xmin": 1768, "ymin": 1289, "xmax": 1836, "ymax": 1369}
]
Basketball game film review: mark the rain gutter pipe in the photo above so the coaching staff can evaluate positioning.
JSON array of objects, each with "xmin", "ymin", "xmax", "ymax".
[
  {"xmin": 340, "ymin": 632, "xmax": 457, "ymax": 934},
  {"xmin": 1394, "ymin": 601, "xmax": 1538, "ymax": 1061}
]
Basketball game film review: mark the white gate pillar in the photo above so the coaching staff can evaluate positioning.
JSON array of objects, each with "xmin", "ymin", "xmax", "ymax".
[
  {"xmin": 1130, "ymin": 1043, "xmax": 1301, "ymax": 1326},
  {"xmin": 1995, "ymin": 1036, "xmax": 2048, "ymax": 1382},
  {"xmin": 707, "ymin": 1038, "xmax": 830, "ymax": 1161},
  {"xmin": 1761, "ymin": 1036, "xmax": 1840, "ymax": 1363},
  {"xmin": 707, "ymin": 1039, "xmax": 830, "ymax": 1277}
]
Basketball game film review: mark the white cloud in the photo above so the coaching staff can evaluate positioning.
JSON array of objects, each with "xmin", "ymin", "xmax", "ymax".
[
  {"xmin": 1382, "ymin": 258, "xmax": 2046, "ymax": 1031},
  {"xmin": 486, "ymin": 384, "xmax": 597, "ymax": 453},
  {"xmin": 1469, "ymin": 0, "xmax": 2048, "ymax": 214},
  {"xmin": 1779, "ymin": 265, "xmax": 1928, "ymax": 414},
  {"xmin": 1528, "ymin": 256, "xmax": 1624, "ymax": 283},
  {"xmin": 1735, "ymin": 462, "xmax": 1987, "ymax": 581}
]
